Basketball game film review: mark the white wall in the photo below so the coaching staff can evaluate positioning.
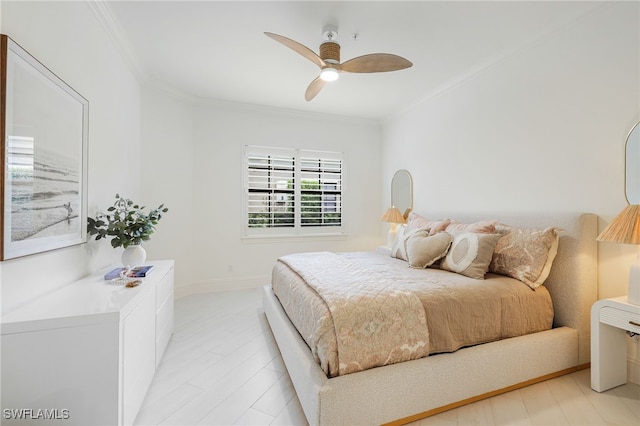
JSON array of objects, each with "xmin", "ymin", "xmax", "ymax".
[
  {"xmin": 3, "ymin": 0, "xmax": 635, "ymax": 308},
  {"xmin": 140, "ymin": 93, "xmax": 383, "ymax": 297},
  {"xmin": 0, "ymin": 1, "xmax": 142, "ymax": 312},
  {"xmin": 140, "ymin": 87, "xmax": 195, "ymax": 295},
  {"xmin": 1, "ymin": 1, "xmax": 382, "ymax": 306},
  {"xmin": 382, "ymin": 2, "xmax": 639, "ymax": 300}
]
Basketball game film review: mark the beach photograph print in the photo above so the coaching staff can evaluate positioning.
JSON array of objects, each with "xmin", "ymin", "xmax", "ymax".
[{"xmin": 2, "ymin": 35, "xmax": 88, "ymax": 260}]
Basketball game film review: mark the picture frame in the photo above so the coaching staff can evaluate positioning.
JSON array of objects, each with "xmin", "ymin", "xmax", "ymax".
[{"xmin": 1, "ymin": 35, "xmax": 89, "ymax": 260}]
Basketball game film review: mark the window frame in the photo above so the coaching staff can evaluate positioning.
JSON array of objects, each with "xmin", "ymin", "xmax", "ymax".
[{"xmin": 243, "ymin": 145, "xmax": 345, "ymax": 239}]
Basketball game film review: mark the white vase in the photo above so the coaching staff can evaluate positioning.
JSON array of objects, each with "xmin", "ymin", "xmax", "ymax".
[{"xmin": 121, "ymin": 244, "xmax": 147, "ymax": 267}]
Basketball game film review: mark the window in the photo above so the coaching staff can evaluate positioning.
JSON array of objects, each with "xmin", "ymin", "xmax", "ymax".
[{"xmin": 244, "ymin": 146, "xmax": 343, "ymax": 236}]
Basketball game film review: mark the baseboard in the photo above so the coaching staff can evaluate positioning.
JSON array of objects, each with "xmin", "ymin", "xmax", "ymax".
[{"xmin": 174, "ymin": 275, "xmax": 269, "ymax": 299}]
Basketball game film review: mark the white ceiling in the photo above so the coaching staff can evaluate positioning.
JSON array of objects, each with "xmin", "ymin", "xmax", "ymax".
[{"xmin": 106, "ymin": 1, "xmax": 602, "ymax": 120}]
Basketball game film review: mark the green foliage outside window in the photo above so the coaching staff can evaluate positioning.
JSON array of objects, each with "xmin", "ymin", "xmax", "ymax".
[{"xmin": 248, "ymin": 180, "xmax": 340, "ymax": 228}]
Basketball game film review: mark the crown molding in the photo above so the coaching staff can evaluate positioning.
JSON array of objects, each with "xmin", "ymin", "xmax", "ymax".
[
  {"xmin": 384, "ymin": 1, "xmax": 606, "ymax": 124},
  {"xmin": 87, "ymin": 0, "xmax": 148, "ymax": 83},
  {"xmin": 86, "ymin": 0, "xmax": 380, "ymax": 127},
  {"xmin": 194, "ymin": 95, "xmax": 381, "ymax": 127}
]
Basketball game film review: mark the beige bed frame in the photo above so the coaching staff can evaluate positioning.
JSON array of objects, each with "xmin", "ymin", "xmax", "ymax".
[{"xmin": 263, "ymin": 213, "xmax": 597, "ymax": 425}]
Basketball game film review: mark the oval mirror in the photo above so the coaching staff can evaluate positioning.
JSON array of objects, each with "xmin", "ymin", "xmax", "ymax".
[
  {"xmin": 626, "ymin": 121, "xmax": 640, "ymax": 204},
  {"xmin": 391, "ymin": 169, "xmax": 413, "ymax": 219}
]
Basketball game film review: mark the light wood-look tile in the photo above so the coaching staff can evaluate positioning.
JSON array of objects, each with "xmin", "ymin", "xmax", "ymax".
[{"xmin": 135, "ymin": 289, "xmax": 640, "ymax": 426}]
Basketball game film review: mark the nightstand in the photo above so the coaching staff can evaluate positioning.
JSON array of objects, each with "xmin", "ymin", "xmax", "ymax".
[{"xmin": 591, "ymin": 296, "xmax": 640, "ymax": 392}]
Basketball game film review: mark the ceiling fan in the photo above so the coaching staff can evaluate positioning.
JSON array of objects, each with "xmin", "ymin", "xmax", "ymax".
[{"xmin": 264, "ymin": 27, "xmax": 413, "ymax": 101}]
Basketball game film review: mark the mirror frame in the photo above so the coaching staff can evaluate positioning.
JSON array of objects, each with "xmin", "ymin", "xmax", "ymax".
[
  {"xmin": 625, "ymin": 120, "xmax": 640, "ymax": 204},
  {"xmin": 391, "ymin": 169, "xmax": 413, "ymax": 219}
]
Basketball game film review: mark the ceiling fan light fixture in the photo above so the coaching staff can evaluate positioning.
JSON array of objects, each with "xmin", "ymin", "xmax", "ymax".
[
  {"xmin": 264, "ymin": 29, "xmax": 412, "ymax": 101},
  {"xmin": 320, "ymin": 67, "xmax": 339, "ymax": 82}
]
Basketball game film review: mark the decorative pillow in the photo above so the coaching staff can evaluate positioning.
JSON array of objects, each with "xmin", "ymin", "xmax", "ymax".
[
  {"xmin": 494, "ymin": 222, "xmax": 513, "ymax": 235},
  {"xmin": 446, "ymin": 220, "xmax": 498, "ymax": 235},
  {"xmin": 440, "ymin": 232, "xmax": 502, "ymax": 279},
  {"xmin": 391, "ymin": 225, "xmax": 421, "ymax": 261},
  {"xmin": 406, "ymin": 231, "xmax": 453, "ymax": 269},
  {"xmin": 406, "ymin": 212, "xmax": 452, "ymax": 235},
  {"xmin": 489, "ymin": 227, "xmax": 560, "ymax": 289},
  {"xmin": 390, "ymin": 224, "xmax": 407, "ymax": 259}
]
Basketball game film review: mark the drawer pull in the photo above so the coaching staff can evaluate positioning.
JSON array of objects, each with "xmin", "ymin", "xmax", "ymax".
[{"xmin": 631, "ymin": 321, "xmax": 640, "ymax": 327}]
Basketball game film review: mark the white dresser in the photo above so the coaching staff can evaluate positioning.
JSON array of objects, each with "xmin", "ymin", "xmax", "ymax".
[{"xmin": 1, "ymin": 260, "xmax": 174, "ymax": 425}]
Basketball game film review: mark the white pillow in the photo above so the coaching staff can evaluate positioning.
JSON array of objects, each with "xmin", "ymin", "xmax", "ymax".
[{"xmin": 391, "ymin": 225, "xmax": 424, "ymax": 261}]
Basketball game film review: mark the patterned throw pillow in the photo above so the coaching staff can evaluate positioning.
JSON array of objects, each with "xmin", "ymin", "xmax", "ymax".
[
  {"xmin": 445, "ymin": 220, "xmax": 498, "ymax": 235},
  {"xmin": 405, "ymin": 231, "xmax": 453, "ymax": 269},
  {"xmin": 406, "ymin": 212, "xmax": 452, "ymax": 235},
  {"xmin": 489, "ymin": 227, "xmax": 560, "ymax": 289},
  {"xmin": 441, "ymin": 232, "xmax": 502, "ymax": 279}
]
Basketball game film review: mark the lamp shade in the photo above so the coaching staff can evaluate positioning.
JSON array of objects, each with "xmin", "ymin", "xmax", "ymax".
[
  {"xmin": 381, "ymin": 206, "xmax": 406, "ymax": 224},
  {"xmin": 597, "ymin": 204, "xmax": 640, "ymax": 244}
]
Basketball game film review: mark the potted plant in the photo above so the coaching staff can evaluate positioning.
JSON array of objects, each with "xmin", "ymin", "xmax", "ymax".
[{"xmin": 87, "ymin": 194, "xmax": 168, "ymax": 266}]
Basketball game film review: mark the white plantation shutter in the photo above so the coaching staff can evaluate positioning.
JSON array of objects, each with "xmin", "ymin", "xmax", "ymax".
[
  {"xmin": 299, "ymin": 151, "xmax": 342, "ymax": 227},
  {"xmin": 246, "ymin": 147, "xmax": 295, "ymax": 229},
  {"xmin": 244, "ymin": 146, "xmax": 343, "ymax": 236}
]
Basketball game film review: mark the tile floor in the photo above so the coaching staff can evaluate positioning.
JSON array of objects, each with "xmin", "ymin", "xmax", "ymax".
[{"xmin": 135, "ymin": 289, "xmax": 639, "ymax": 425}]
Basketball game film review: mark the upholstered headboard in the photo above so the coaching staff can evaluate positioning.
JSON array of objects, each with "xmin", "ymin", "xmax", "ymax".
[{"xmin": 416, "ymin": 212, "xmax": 598, "ymax": 365}]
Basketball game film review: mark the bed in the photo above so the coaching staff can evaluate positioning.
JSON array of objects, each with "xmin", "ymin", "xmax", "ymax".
[{"xmin": 262, "ymin": 213, "xmax": 597, "ymax": 425}]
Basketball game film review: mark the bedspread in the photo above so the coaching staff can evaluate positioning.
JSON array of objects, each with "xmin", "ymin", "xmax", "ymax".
[
  {"xmin": 279, "ymin": 252, "xmax": 430, "ymax": 376},
  {"xmin": 273, "ymin": 251, "xmax": 554, "ymax": 378}
]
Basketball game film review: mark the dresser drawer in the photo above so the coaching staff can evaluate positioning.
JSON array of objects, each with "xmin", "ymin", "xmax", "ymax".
[
  {"xmin": 600, "ymin": 306, "xmax": 640, "ymax": 333},
  {"xmin": 122, "ymin": 291, "xmax": 156, "ymax": 426},
  {"xmin": 154, "ymin": 265, "xmax": 174, "ymax": 368},
  {"xmin": 155, "ymin": 287, "xmax": 173, "ymax": 367},
  {"xmin": 156, "ymin": 290, "xmax": 174, "ymax": 337},
  {"xmin": 156, "ymin": 267, "xmax": 174, "ymax": 311},
  {"xmin": 156, "ymin": 316, "xmax": 173, "ymax": 367}
]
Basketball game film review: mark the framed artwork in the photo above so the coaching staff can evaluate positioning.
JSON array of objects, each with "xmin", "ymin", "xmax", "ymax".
[{"xmin": 1, "ymin": 35, "xmax": 89, "ymax": 260}]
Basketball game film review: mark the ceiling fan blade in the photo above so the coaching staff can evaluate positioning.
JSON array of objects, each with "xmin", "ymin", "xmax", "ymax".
[
  {"xmin": 264, "ymin": 32, "xmax": 326, "ymax": 68},
  {"xmin": 340, "ymin": 54, "xmax": 412, "ymax": 73},
  {"xmin": 305, "ymin": 77, "xmax": 327, "ymax": 101}
]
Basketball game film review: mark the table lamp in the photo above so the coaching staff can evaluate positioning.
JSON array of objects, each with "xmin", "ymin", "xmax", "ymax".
[
  {"xmin": 597, "ymin": 204, "xmax": 640, "ymax": 305},
  {"xmin": 381, "ymin": 206, "xmax": 406, "ymax": 247}
]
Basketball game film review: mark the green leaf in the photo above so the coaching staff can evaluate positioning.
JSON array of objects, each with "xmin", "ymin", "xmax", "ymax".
[{"xmin": 86, "ymin": 194, "xmax": 168, "ymax": 248}]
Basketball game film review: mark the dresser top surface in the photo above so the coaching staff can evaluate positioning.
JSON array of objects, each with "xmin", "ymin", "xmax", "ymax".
[{"xmin": 1, "ymin": 260, "xmax": 174, "ymax": 334}]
